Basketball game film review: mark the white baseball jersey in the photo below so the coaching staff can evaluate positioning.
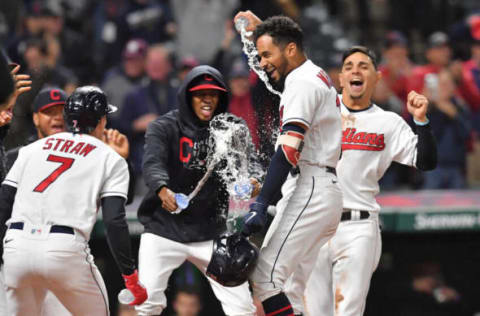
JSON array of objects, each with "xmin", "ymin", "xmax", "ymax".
[
  {"xmin": 338, "ymin": 96, "xmax": 418, "ymax": 212},
  {"xmin": 251, "ymin": 60, "xmax": 343, "ymax": 305},
  {"xmin": 285, "ymin": 97, "xmax": 419, "ymax": 316},
  {"xmin": 280, "ymin": 60, "xmax": 342, "ymax": 168},
  {"xmin": 3, "ymin": 132, "xmax": 128, "ymax": 240}
]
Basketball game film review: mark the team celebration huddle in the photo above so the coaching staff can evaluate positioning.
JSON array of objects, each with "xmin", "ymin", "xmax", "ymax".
[{"xmin": 0, "ymin": 5, "xmax": 446, "ymax": 316}]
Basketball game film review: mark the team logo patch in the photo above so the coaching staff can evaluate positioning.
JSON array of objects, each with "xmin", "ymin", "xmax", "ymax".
[{"xmin": 342, "ymin": 128, "xmax": 385, "ymax": 151}]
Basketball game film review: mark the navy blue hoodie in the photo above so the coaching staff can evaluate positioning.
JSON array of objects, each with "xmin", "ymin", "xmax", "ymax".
[{"xmin": 138, "ymin": 65, "xmax": 262, "ymax": 242}]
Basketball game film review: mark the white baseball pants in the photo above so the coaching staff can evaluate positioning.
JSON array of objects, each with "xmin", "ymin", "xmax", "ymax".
[
  {"xmin": 2, "ymin": 223, "xmax": 109, "ymax": 316},
  {"xmin": 286, "ymin": 214, "xmax": 382, "ymax": 316},
  {"xmin": 0, "ymin": 266, "xmax": 71, "ymax": 316},
  {"xmin": 135, "ymin": 232, "xmax": 256, "ymax": 316},
  {"xmin": 251, "ymin": 165, "xmax": 343, "ymax": 302}
]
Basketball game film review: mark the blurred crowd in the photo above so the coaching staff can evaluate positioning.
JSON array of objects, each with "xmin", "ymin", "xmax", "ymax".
[
  {"xmin": 2, "ymin": 0, "xmax": 480, "ymax": 315},
  {"xmin": 0, "ymin": 0, "xmax": 480, "ymax": 194}
]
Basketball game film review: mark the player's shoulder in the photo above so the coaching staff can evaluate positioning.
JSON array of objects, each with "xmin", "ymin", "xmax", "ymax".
[
  {"xmin": 370, "ymin": 104, "xmax": 410, "ymax": 129},
  {"xmin": 287, "ymin": 60, "xmax": 334, "ymax": 91}
]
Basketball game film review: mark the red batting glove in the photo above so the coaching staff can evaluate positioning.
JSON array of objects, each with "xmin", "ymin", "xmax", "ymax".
[{"xmin": 122, "ymin": 270, "xmax": 148, "ymax": 305}]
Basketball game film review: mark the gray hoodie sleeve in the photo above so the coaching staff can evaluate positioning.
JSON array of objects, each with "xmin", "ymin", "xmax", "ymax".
[{"xmin": 142, "ymin": 118, "xmax": 171, "ymax": 193}]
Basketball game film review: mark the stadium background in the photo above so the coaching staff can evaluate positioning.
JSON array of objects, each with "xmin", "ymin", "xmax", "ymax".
[{"xmin": 2, "ymin": 0, "xmax": 480, "ymax": 315}]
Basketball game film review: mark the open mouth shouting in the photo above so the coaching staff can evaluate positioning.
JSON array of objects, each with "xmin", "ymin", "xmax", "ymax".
[
  {"xmin": 50, "ymin": 123, "xmax": 64, "ymax": 134},
  {"xmin": 349, "ymin": 78, "xmax": 364, "ymax": 95}
]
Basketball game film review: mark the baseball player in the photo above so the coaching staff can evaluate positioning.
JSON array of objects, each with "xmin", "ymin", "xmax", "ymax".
[
  {"xmin": 135, "ymin": 65, "xmax": 262, "ymax": 316},
  {"xmin": 285, "ymin": 46, "xmax": 437, "ymax": 316},
  {"xmin": 233, "ymin": 12, "xmax": 343, "ymax": 316},
  {"xmin": 2, "ymin": 87, "xmax": 134, "ymax": 315},
  {"xmin": 0, "ymin": 86, "xmax": 147, "ymax": 315}
]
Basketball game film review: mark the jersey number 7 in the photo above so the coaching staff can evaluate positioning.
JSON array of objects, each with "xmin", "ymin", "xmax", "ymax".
[{"xmin": 34, "ymin": 155, "xmax": 75, "ymax": 193}]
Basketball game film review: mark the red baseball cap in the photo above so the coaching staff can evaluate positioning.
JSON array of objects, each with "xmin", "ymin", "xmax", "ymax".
[
  {"xmin": 469, "ymin": 15, "xmax": 480, "ymax": 41},
  {"xmin": 188, "ymin": 74, "xmax": 227, "ymax": 92},
  {"xmin": 33, "ymin": 87, "xmax": 67, "ymax": 112}
]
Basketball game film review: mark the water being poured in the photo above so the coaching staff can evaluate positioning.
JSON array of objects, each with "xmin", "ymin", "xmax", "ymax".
[
  {"xmin": 236, "ymin": 17, "xmax": 282, "ymax": 97},
  {"xmin": 174, "ymin": 113, "xmax": 265, "ymax": 233},
  {"xmin": 210, "ymin": 113, "xmax": 265, "ymax": 233}
]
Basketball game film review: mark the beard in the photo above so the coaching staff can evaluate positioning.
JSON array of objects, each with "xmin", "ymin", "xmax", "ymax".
[{"xmin": 268, "ymin": 73, "xmax": 285, "ymax": 92}]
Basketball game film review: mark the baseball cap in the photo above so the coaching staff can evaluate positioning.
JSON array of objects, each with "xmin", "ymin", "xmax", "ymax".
[
  {"xmin": 468, "ymin": 14, "xmax": 480, "ymax": 41},
  {"xmin": 189, "ymin": 74, "xmax": 227, "ymax": 92},
  {"xmin": 427, "ymin": 32, "xmax": 449, "ymax": 48},
  {"xmin": 33, "ymin": 88, "xmax": 67, "ymax": 112},
  {"xmin": 123, "ymin": 39, "xmax": 148, "ymax": 59},
  {"xmin": 229, "ymin": 61, "xmax": 250, "ymax": 78},
  {"xmin": 384, "ymin": 31, "xmax": 407, "ymax": 49},
  {"xmin": 179, "ymin": 56, "xmax": 199, "ymax": 70}
]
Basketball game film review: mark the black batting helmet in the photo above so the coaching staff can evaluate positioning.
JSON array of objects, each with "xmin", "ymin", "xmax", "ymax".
[
  {"xmin": 206, "ymin": 233, "xmax": 258, "ymax": 287},
  {"xmin": 64, "ymin": 86, "xmax": 117, "ymax": 134}
]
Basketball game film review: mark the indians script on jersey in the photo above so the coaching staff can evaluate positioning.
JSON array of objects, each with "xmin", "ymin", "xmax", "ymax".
[{"xmin": 342, "ymin": 128, "xmax": 385, "ymax": 151}]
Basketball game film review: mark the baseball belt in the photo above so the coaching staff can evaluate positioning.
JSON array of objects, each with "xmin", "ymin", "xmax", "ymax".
[
  {"xmin": 9, "ymin": 222, "xmax": 74, "ymax": 234},
  {"xmin": 290, "ymin": 166, "xmax": 336, "ymax": 176},
  {"xmin": 341, "ymin": 209, "xmax": 370, "ymax": 222}
]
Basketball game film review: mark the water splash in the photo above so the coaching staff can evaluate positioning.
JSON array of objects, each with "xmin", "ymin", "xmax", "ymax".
[
  {"xmin": 178, "ymin": 113, "xmax": 265, "ymax": 232},
  {"xmin": 209, "ymin": 113, "xmax": 265, "ymax": 233},
  {"xmin": 237, "ymin": 19, "xmax": 282, "ymax": 97}
]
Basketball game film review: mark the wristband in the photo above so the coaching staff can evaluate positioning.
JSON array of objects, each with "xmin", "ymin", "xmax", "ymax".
[{"xmin": 414, "ymin": 118, "xmax": 430, "ymax": 126}]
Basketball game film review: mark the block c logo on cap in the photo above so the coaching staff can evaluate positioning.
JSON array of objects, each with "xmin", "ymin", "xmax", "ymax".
[{"xmin": 50, "ymin": 89, "xmax": 61, "ymax": 101}]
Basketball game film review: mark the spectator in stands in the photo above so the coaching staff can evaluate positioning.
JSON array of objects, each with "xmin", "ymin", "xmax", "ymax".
[
  {"xmin": 176, "ymin": 57, "xmax": 199, "ymax": 82},
  {"xmin": 102, "ymin": 38, "xmax": 148, "ymax": 127},
  {"xmin": 6, "ymin": 0, "xmax": 45, "ymax": 67},
  {"xmin": 407, "ymin": 32, "xmax": 452, "ymax": 95},
  {"xmin": 458, "ymin": 37, "xmax": 480, "ymax": 133},
  {"xmin": 227, "ymin": 62, "xmax": 260, "ymax": 149},
  {"xmin": 422, "ymin": 69, "xmax": 471, "ymax": 189},
  {"xmin": 116, "ymin": 0, "xmax": 176, "ymax": 47},
  {"xmin": 118, "ymin": 44, "xmax": 177, "ymax": 178},
  {"xmin": 35, "ymin": 1, "xmax": 93, "ymax": 84},
  {"xmin": 394, "ymin": 261, "xmax": 468, "ymax": 316},
  {"xmin": 374, "ymin": 31, "xmax": 412, "ymax": 116},
  {"xmin": 171, "ymin": 0, "xmax": 239, "ymax": 63},
  {"xmin": 22, "ymin": 37, "xmax": 78, "ymax": 94},
  {"xmin": 171, "ymin": 286, "xmax": 202, "ymax": 316}
]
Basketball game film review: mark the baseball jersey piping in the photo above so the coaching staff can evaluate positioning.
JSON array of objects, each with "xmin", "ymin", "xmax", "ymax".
[
  {"xmin": 269, "ymin": 176, "xmax": 315, "ymax": 288},
  {"xmin": 283, "ymin": 117, "xmax": 311, "ymax": 127},
  {"xmin": 3, "ymin": 179, "xmax": 17, "ymax": 187},
  {"xmin": 83, "ymin": 243, "xmax": 109, "ymax": 315}
]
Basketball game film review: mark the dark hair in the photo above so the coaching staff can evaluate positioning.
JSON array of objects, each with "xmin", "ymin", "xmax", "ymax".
[
  {"xmin": 175, "ymin": 285, "xmax": 202, "ymax": 299},
  {"xmin": 253, "ymin": 16, "xmax": 304, "ymax": 51},
  {"xmin": 342, "ymin": 46, "xmax": 378, "ymax": 69},
  {"xmin": 0, "ymin": 51, "xmax": 14, "ymax": 106}
]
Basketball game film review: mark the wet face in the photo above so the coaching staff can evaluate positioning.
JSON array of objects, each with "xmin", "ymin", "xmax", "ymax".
[
  {"xmin": 256, "ymin": 35, "xmax": 290, "ymax": 83},
  {"xmin": 191, "ymin": 89, "xmax": 220, "ymax": 121},
  {"xmin": 33, "ymin": 105, "xmax": 65, "ymax": 138},
  {"xmin": 340, "ymin": 52, "xmax": 380, "ymax": 100}
]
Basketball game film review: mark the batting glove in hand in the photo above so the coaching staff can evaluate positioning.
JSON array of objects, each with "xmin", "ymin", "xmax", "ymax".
[
  {"xmin": 122, "ymin": 270, "xmax": 148, "ymax": 305},
  {"xmin": 241, "ymin": 201, "xmax": 268, "ymax": 237}
]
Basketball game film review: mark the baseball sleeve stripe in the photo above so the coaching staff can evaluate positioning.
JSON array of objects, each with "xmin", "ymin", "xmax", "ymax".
[
  {"xmin": 283, "ymin": 117, "xmax": 311, "ymax": 127},
  {"xmin": 2, "ymin": 179, "xmax": 18, "ymax": 187}
]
